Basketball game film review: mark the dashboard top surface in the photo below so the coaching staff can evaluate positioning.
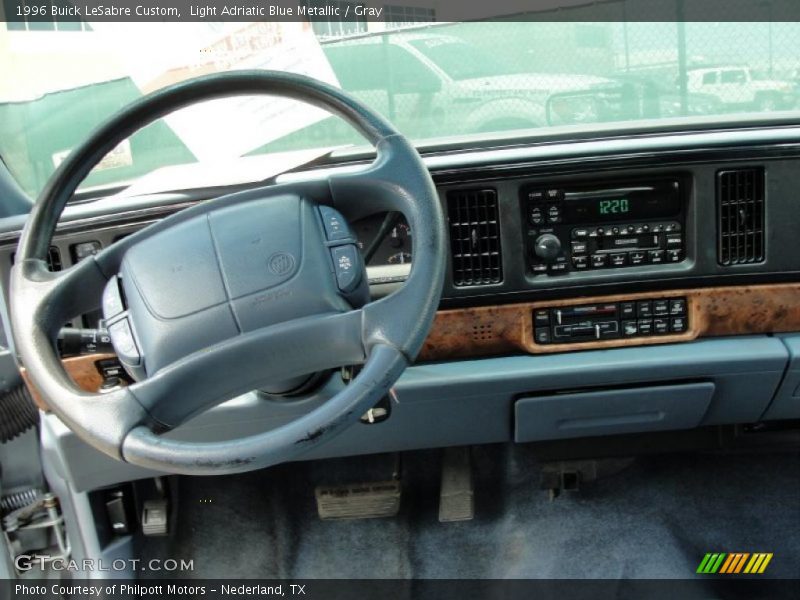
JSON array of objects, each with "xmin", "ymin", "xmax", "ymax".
[
  {"xmin": 0, "ymin": 123, "xmax": 799, "ymax": 310},
  {"xmin": 1, "ymin": 122, "xmax": 800, "ymax": 235}
]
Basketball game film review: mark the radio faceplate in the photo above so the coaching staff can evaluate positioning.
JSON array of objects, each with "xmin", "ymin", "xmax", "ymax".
[{"xmin": 521, "ymin": 178, "xmax": 687, "ymax": 276}]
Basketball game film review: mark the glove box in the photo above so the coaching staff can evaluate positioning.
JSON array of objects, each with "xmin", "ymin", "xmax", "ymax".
[{"xmin": 514, "ymin": 381, "xmax": 715, "ymax": 442}]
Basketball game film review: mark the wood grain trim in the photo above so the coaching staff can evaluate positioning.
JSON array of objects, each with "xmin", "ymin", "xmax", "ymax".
[
  {"xmin": 18, "ymin": 283, "xmax": 800, "ymax": 403},
  {"xmin": 20, "ymin": 353, "xmax": 117, "ymax": 411},
  {"xmin": 420, "ymin": 282, "xmax": 800, "ymax": 361}
]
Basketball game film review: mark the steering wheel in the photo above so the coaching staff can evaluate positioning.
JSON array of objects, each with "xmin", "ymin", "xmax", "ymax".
[{"xmin": 10, "ymin": 71, "xmax": 445, "ymax": 475}]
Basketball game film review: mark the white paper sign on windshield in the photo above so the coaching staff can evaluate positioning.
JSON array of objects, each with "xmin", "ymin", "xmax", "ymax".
[{"xmin": 89, "ymin": 22, "xmax": 340, "ymax": 162}]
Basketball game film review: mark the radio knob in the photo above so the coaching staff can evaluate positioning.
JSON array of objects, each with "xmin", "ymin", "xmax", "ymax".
[{"xmin": 534, "ymin": 234, "xmax": 562, "ymax": 262}]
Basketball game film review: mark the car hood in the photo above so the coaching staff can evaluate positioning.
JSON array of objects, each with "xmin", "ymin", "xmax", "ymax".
[{"xmin": 452, "ymin": 73, "xmax": 617, "ymax": 94}]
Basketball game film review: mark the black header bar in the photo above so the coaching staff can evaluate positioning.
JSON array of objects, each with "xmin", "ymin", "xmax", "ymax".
[{"xmin": 3, "ymin": 0, "xmax": 800, "ymax": 23}]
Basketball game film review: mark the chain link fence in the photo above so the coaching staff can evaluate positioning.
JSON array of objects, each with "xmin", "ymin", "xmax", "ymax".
[
  {"xmin": 299, "ymin": 7, "xmax": 800, "ymax": 145},
  {"xmin": 2, "ymin": 3, "xmax": 799, "ymax": 195}
]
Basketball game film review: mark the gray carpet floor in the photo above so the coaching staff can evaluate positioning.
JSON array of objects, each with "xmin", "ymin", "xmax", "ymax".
[{"xmin": 140, "ymin": 445, "xmax": 800, "ymax": 582}]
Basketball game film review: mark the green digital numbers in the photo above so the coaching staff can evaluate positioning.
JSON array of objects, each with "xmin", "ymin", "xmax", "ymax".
[{"xmin": 599, "ymin": 198, "xmax": 630, "ymax": 215}]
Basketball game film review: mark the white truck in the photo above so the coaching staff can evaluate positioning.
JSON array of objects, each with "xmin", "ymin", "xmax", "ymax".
[
  {"xmin": 322, "ymin": 32, "xmax": 630, "ymax": 137},
  {"xmin": 686, "ymin": 66, "xmax": 796, "ymax": 111}
]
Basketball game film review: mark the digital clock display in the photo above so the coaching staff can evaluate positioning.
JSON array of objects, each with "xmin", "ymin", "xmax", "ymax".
[
  {"xmin": 598, "ymin": 198, "xmax": 630, "ymax": 215},
  {"xmin": 522, "ymin": 179, "xmax": 682, "ymax": 225},
  {"xmin": 560, "ymin": 182, "xmax": 681, "ymax": 223}
]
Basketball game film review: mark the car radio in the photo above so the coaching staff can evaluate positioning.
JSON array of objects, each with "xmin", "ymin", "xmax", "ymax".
[{"xmin": 521, "ymin": 178, "xmax": 687, "ymax": 275}]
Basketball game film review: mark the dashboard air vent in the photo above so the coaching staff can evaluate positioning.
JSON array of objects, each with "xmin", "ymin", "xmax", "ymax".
[
  {"xmin": 447, "ymin": 188, "xmax": 503, "ymax": 286},
  {"xmin": 717, "ymin": 168, "xmax": 765, "ymax": 266},
  {"xmin": 10, "ymin": 246, "xmax": 63, "ymax": 272},
  {"xmin": 46, "ymin": 246, "xmax": 63, "ymax": 272}
]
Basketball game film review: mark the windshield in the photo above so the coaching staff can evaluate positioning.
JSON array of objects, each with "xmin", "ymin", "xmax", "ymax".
[{"xmin": 1, "ymin": 20, "xmax": 799, "ymax": 198}]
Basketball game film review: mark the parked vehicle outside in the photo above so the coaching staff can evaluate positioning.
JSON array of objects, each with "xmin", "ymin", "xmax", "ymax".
[
  {"xmin": 323, "ymin": 33, "xmax": 630, "ymax": 136},
  {"xmin": 610, "ymin": 72, "xmax": 724, "ymax": 118},
  {"xmin": 685, "ymin": 65, "xmax": 796, "ymax": 111}
]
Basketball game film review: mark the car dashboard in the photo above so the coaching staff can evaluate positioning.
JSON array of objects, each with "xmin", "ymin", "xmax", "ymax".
[{"xmin": 1, "ymin": 124, "xmax": 800, "ymax": 492}]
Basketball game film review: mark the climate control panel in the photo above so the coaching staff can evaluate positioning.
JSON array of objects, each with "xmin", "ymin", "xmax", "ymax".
[{"xmin": 533, "ymin": 296, "xmax": 689, "ymax": 345}]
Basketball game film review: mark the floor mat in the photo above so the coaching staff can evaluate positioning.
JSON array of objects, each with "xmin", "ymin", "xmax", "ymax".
[{"xmin": 140, "ymin": 445, "xmax": 800, "ymax": 580}]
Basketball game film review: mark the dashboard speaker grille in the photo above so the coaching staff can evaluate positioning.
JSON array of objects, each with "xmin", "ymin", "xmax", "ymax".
[
  {"xmin": 447, "ymin": 188, "xmax": 503, "ymax": 286},
  {"xmin": 717, "ymin": 168, "xmax": 765, "ymax": 266}
]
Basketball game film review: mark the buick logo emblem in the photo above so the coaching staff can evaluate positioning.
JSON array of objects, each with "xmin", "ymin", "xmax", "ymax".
[{"xmin": 268, "ymin": 252, "xmax": 295, "ymax": 275}]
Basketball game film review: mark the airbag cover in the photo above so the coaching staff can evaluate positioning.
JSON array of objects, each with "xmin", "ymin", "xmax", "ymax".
[{"xmin": 113, "ymin": 194, "xmax": 351, "ymax": 376}]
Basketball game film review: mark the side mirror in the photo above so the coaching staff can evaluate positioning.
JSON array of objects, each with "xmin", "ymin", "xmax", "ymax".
[
  {"xmin": 546, "ymin": 91, "xmax": 606, "ymax": 126},
  {"xmin": 547, "ymin": 83, "xmax": 659, "ymax": 124}
]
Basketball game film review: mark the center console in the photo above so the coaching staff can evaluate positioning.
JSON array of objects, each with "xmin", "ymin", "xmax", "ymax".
[{"xmin": 521, "ymin": 177, "xmax": 687, "ymax": 276}]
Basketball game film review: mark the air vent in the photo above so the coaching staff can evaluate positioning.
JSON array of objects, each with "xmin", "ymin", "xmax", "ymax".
[
  {"xmin": 447, "ymin": 188, "xmax": 503, "ymax": 287},
  {"xmin": 46, "ymin": 246, "xmax": 63, "ymax": 271},
  {"xmin": 10, "ymin": 246, "xmax": 63, "ymax": 272},
  {"xmin": 717, "ymin": 168, "xmax": 765, "ymax": 266}
]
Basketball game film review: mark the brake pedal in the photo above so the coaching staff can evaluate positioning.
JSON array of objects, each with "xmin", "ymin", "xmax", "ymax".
[
  {"xmin": 141, "ymin": 499, "xmax": 169, "ymax": 536},
  {"xmin": 141, "ymin": 478, "xmax": 170, "ymax": 536},
  {"xmin": 315, "ymin": 481, "xmax": 401, "ymax": 520},
  {"xmin": 438, "ymin": 447, "xmax": 474, "ymax": 522}
]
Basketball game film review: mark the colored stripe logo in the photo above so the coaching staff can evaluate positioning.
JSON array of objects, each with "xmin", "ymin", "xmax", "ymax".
[{"xmin": 697, "ymin": 552, "xmax": 773, "ymax": 574}]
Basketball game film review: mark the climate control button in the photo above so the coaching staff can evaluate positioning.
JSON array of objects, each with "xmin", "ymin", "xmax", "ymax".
[
  {"xmin": 653, "ymin": 299, "xmax": 670, "ymax": 316},
  {"xmin": 671, "ymin": 317, "xmax": 688, "ymax": 332},
  {"xmin": 654, "ymin": 318, "xmax": 670, "ymax": 334},
  {"xmin": 669, "ymin": 298, "xmax": 687, "ymax": 315}
]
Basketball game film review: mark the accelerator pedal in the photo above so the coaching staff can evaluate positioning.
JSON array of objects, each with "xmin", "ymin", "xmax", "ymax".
[{"xmin": 438, "ymin": 447, "xmax": 474, "ymax": 522}]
